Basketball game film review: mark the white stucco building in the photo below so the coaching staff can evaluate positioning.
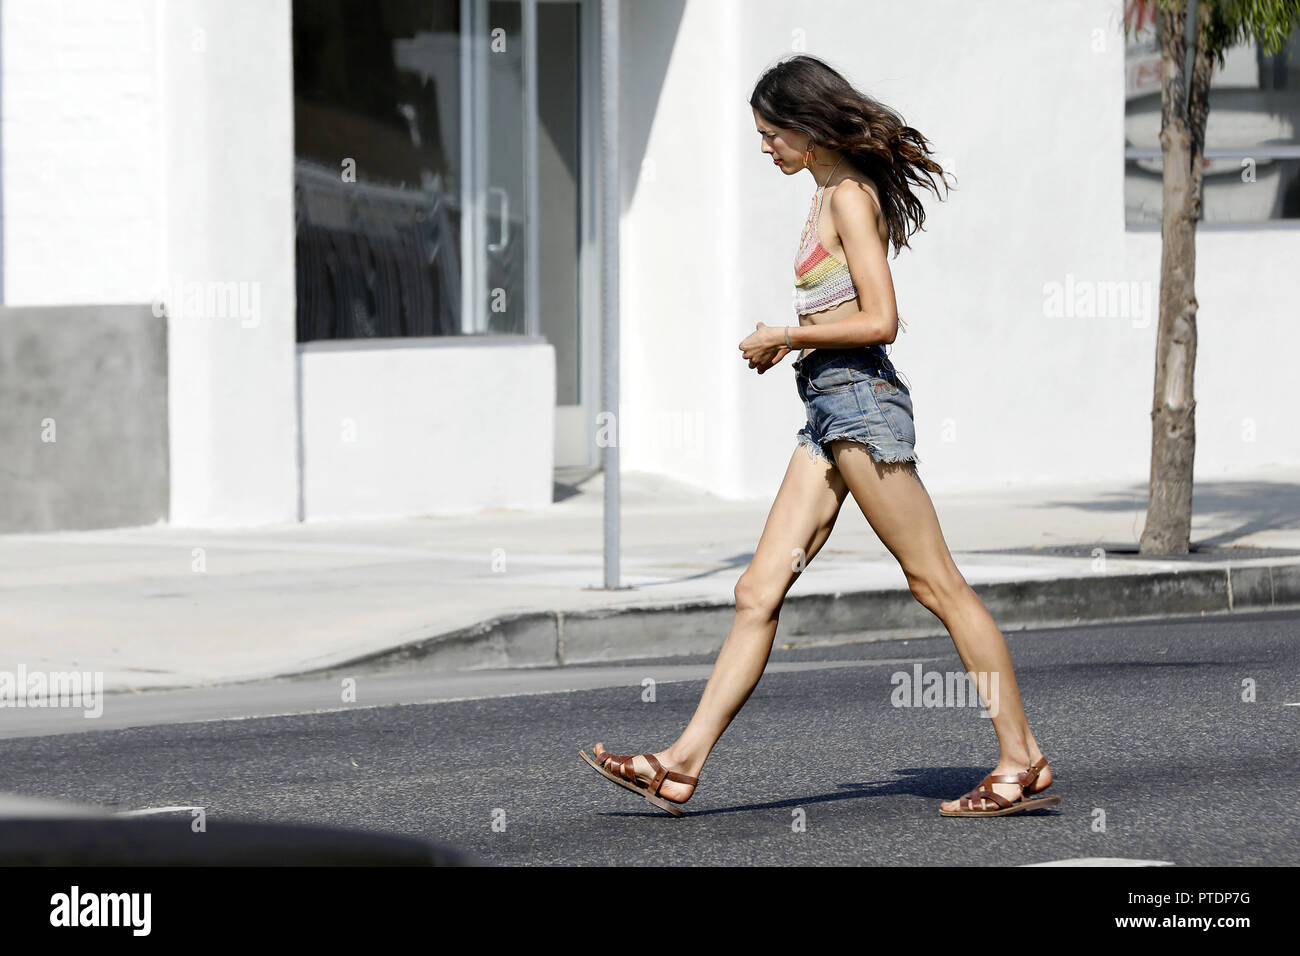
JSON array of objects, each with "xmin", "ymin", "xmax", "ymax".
[{"xmin": 1, "ymin": 0, "xmax": 1296, "ymax": 533}]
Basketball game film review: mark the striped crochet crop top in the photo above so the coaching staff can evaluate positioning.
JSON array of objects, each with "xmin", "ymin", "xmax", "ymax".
[
  {"xmin": 793, "ymin": 156, "xmax": 858, "ymax": 317},
  {"xmin": 791, "ymin": 158, "xmax": 909, "ymax": 334}
]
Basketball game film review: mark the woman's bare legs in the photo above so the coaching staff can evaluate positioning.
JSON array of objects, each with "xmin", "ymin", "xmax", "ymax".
[
  {"xmin": 823, "ymin": 442, "xmax": 1050, "ymax": 810},
  {"xmin": 597, "ymin": 440, "xmax": 1051, "ymax": 809},
  {"xmin": 595, "ymin": 444, "xmax": 851, "ymax": 802}
]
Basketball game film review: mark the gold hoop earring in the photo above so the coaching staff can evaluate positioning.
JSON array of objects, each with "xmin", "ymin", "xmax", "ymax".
[{"xmin": 803, "ymin": 144, "xmax": 815, "ymax": 168}]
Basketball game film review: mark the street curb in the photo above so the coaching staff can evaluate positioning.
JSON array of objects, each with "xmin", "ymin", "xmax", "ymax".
[{"xmin": 291, "ymin": 560, "xmax": 1300, "ymax": 678}]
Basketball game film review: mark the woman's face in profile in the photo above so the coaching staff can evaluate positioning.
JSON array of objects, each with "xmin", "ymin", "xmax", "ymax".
[{"xmin": 752, "ymin": 108, "xmax": 803, "ymax": 176}]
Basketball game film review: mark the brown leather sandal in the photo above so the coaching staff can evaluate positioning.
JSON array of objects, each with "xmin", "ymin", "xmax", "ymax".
[
  {"xmin": 579, "ymin": 743, "xmax": 699, "ymax": 817},
  {"xmin": 938, "ymin": 756, "xmax": 1060, "ymax": 817},
  {"xmin": 1021, "ymin": 756, "xmax": 1052, "ymax": 796}
]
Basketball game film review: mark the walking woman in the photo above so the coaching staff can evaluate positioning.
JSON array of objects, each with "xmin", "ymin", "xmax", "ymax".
[{"xmin": 580, "ymin": 54, "xmax": 1058, "ymax": 818}]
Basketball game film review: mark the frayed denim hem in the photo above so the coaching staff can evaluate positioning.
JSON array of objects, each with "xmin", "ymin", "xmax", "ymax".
[
  {"xmin": 822, "ymin": 433, "xmax": 921, "ymax": 466},
  {"xmin": 796, "ymin": 429, "xmax": 833, "ymax": 464}
]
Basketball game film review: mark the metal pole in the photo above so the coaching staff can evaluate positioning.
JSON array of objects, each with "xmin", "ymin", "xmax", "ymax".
[
  {"xmin": 523, "ymin": 0, "xmax": 538, "ymax": 336},
  {"xmin": 600, "ymin": 0, "xmax": 620, "ymax": 589},
  {"xmin": 459, "ymin": 0, "xmax": 476, "ymax": 336}
]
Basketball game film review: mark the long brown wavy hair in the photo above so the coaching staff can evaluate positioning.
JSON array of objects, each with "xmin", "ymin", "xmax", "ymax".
[{"xmin": 750, "ymin": 54, "xmax": 953, "ymax": 259}]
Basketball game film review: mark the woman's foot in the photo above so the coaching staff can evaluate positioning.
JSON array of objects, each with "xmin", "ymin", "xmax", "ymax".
[
  {"xmin": 939, "ymin": 748, "xmax": 1052, "ymax": 812},
  {"xmin": 591, "ymin": 743, "xmax": 698, "ymax": 804}
]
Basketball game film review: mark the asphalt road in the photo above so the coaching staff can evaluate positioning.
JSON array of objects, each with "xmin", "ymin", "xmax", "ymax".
[{"xmin": 1, "ymin": 607, "xmax": 1297, "ymax": 866}]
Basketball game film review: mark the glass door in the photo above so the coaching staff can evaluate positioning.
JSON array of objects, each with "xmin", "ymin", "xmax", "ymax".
[
  {"xmin": 466, "ymin": 0, "xmax": 531, "ymax": 335},
  {"xmin": 466, "ymin": 0, "xmax": 594, "ymax": 471}
]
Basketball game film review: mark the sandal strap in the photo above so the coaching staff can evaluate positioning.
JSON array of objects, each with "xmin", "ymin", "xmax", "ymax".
[
  {"xmin": 985, "ymin": 772, "xmax": 1026, "ymax": 786},
  {"xmin": 618, "ymin": 757, "xmax": 638, "ymax": 785},
  {"xmin": 640, "ymin": 754, "xmax": 700, "ymax": 793},
  {"xmin": 964, "ymin": 785, "xmax": 1012, "ymax": 810},
  {"xmin": 958, "ymin": 775, "xmax": 1015, "ymax": 810},
  {"xmin": 642, "ymin": 754, "xmax": 669, "ymax": 795},
  {"xmin": 1021, "ymin": 758, "xmax": 1046, "ymax": 789},
  {"xmin": 981, "ymin": 788, "xmax": 1014, "ymax": 809},
  {"xmin": 600, "ymin": 752, "xmax": 624, "ymax": 772},
  {"xmin": 595, "ymin": 745, "xmax": 631, "ymax": 771}
]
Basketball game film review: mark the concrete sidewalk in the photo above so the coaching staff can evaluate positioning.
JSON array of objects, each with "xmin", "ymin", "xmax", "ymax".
[{"xmin": 2, "ymin": 465, "xmax": 1298, "ymax": 696}]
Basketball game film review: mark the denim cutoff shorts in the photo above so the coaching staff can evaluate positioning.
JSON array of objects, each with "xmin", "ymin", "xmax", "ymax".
[{"xmin": 791, "ymin": 345, "xmax": 920, "ymax": 466}]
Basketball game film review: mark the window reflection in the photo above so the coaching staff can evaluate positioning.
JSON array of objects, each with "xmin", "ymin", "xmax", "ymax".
[
  {"xmin": 293, "ymin": 0, "xmax": 463, "ymax": 341},
  {"xmin": 1124, "ymin": 0, "xmax": 1300, "ymax": 223}
]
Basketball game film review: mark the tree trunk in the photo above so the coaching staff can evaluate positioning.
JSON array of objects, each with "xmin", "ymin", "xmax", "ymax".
[{"xmin": 1140, "ymin": 0, "xmax": 1205, "ymax": 555}]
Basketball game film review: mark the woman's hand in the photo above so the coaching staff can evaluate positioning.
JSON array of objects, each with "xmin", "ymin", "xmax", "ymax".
[{"xmin": 739, "ymin": 322, "xmax": 790, "ymax": 373}]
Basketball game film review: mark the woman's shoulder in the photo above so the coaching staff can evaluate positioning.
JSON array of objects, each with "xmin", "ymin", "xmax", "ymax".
[
  {"xmin": 827, "ymin": 175, "xmax": 887, "ymax": 244},
  {"xmin": 828, "ymin": 175, "xmax": 882, "ymax": 215}
]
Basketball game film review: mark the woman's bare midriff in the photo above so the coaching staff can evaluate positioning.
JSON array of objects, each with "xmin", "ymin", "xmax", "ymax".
[{"xmin": 796, "ymin": 298, "xmax": 860, "ymax": 360}]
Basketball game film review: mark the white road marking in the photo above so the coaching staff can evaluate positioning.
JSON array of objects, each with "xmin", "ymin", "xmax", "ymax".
[
  {"xmin": 114, "ymin": 806, "xmax": 204, "ymax": 816},
  {"xmin": 1020, "ymin": 858, "xmax": 1175, "ymax": 867}
]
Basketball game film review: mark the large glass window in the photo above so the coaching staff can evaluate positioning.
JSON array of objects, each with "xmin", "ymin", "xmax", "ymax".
[
  {"xmin": 1124, "ymin": 0, "xmax": 1300, "ymax": 225},
  {"xmin": 293, "ymin": 0, "xmax": 463, "ymax": 341}
]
